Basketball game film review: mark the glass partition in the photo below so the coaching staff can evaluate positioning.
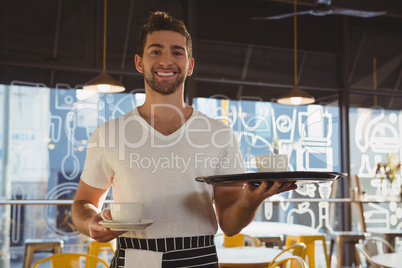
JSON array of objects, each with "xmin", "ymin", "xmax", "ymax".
[
  {"xmin": 1, "ymin": 85, "xmax": 146, "ymax": 267},
  {"xmin": 0, "ymin": 85, "xmax": 345, "ymax": 267},
  {"xmin": 349, "ymin": 105, "xmax": 402, "ymax": 233}
]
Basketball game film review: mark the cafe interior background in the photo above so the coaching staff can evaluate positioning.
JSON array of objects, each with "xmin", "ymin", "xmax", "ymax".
[{"xmin": 0, "ymin": 0, "xmax": 401, "ymax": 267}]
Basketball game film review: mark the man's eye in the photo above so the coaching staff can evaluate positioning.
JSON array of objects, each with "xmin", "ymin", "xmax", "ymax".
[
  {"xmin": 173, "ymin": 51, "xmax": 183, "ymax": 56},
  {"xmin": 151, "ymin": 51, "xmax": 160, "ymax": 55}
]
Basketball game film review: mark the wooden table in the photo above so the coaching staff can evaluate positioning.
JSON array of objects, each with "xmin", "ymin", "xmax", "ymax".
[
  {"xmin": 217, "ymin": 247, "xmax": 292, "ymax": 268},
  {"xmin": 371, "ymin": 252, "xmax": 402, "ymax": 268}
]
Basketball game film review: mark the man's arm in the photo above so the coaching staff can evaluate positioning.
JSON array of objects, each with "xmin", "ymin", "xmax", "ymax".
[
  {"xmin": 213, "ymin": 181, "xmax": 296, "ymax": 236},
  {"xmin": 72, "ymin": 180, "xmax": 124, "ymax": 242}
]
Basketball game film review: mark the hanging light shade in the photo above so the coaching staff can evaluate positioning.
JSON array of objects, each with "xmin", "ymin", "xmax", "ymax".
[
  {"xmin": 83, "ymin": 0, "xmax": 125, "ymax": 93},
  {"xmin": 83, "ymin": 71, "xmax": 125, "ymax": 93},
  {"xmin": 277, "ymin": 86, "xmax": 315, "ymax": 105},
  {"xmin": 277, "ymin": 0, "xmax": 314, "ymax": 105}
]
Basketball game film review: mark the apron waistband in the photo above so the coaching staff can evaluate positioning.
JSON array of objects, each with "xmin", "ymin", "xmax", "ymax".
[{"xmin": 117, "ymin": 235, "xmax": 215, "ymax": 253}]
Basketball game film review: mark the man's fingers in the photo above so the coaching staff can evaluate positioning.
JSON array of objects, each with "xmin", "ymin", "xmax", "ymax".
[
  {"xmin": 91, "ymin": 227, "xmax": 126, "ymax": 242},
  {"xmin": 102, "ymin": 210, "xmax": 112, "ymax": 220},
  {"xmin": 244, "ymin": 180, "xmax": 297, "ymax": 196},
  {"xmin": 277, "ymin": 182, "xmax": 297, "ymax": 193}
]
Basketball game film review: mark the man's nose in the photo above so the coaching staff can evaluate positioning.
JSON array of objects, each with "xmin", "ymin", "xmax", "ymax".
[{"xmin": 158, "ymin": 53, "xmax": 173, "ymax": 67}]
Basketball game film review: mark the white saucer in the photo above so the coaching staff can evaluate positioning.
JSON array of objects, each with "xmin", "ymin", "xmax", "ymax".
[{"xmin": 99, "ymin": 219, "xmax": 154, "ymax": 231}]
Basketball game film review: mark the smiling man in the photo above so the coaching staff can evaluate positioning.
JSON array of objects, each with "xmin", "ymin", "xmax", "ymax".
[
  {"xmin": 72, "ymin": 11, "xmax": 296, "ymax": 268},
  {"xmin": 138, "ymin": 31, "xmax": 191, "ymax": 95}
]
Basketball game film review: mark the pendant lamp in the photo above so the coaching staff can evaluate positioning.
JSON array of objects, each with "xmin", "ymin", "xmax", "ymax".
[
  {"xmin": 277, "ymin": 0, "xmax": 314, "ymax": 105},
  {"xmin": 83, "ymin": 0, "xmax": 125, "ymax": 93}
]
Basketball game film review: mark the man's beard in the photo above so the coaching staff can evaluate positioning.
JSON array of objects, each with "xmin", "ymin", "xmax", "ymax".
[{"xmin": 144, "ymin": 66, "xmax": 185, "ymax": 95}]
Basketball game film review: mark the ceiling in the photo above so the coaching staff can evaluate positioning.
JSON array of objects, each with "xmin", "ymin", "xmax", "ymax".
[{"xmin": 1, "ymin": 0, "xmax": 401, "ymax": 108}]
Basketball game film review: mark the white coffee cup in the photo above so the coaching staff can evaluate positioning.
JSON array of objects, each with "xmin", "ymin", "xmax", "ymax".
[
  {"xmin": 101, "ymin": 203, "xmax": 144, "ymax": 223},
  {"xmin": 255, "ymin": 154, "xmax": 288, "ymax": 172}
]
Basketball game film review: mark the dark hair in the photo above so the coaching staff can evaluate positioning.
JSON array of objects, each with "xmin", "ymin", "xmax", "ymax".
[{"xmin": 137, "ymin": 11, "xmax": 192, "ymax": 59}]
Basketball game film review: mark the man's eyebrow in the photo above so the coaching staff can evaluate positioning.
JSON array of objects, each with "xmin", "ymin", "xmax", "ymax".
[
  {"xmin": 171, "ymin": 45, "xmax": 185, "ymax": 51},
  {"xmin": 147, "ymin": 44, "xmax": 186, "ymax": 51},
  {"xmin": 147, "ymin": 44, "xmax": 164, "ymax": 49}
]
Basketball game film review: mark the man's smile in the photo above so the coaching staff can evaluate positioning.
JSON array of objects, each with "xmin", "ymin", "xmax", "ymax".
[{"xmin": 155, "ymin": 71, "xmax": 177, "ymax": 77}]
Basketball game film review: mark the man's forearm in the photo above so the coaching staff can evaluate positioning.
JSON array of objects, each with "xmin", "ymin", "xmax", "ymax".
[
  {"xmin": 215, "ymin": 181, "xmax": 293, "ymax": 236},
  {"xmin": 214, "ymin": 186, "xmax": 261, "ymax": 236},
  {"xmin": 71, "ymin": 200, "xmax": 100, "ymax": 237},
  {"xmin": 218, "ymin": 199, "xmax": 259, "ymax": 236}
]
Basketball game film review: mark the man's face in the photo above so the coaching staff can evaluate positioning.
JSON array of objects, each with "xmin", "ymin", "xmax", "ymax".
[{"xmin": 135, "ymin": 30, "xmax": 194, "ymax": 95}]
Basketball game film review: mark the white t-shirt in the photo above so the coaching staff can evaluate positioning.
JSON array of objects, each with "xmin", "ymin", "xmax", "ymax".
[{"xmin": 81, "ymin": 108, "xmax": 244, "ymax": 238}]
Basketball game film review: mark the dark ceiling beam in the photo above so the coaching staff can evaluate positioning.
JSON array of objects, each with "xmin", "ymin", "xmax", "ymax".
[
  {"xmin": 0, "ymin": 60, "xmax": 142, "ymax": 77},
  {"xmin": 197, "ymin": 38, "xmax": 340, "ymax": 57}
]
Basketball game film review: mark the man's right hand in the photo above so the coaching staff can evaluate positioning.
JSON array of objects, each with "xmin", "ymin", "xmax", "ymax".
[{"xmin": 89, "ymin": 213, "xmax": 126, "ymax": 242}]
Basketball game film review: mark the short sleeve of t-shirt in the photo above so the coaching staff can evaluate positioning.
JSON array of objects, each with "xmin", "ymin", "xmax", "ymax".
[{"xmin": 81, "ymin": 124, "xmax": 114, "ymax": 189}]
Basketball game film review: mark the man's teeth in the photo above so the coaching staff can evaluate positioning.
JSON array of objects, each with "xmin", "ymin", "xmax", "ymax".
[{"xmin": 157, "ymin": 72, "xmax": 174, "ymax": 76}]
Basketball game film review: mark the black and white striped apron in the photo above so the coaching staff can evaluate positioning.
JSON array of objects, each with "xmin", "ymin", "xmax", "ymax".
[{"xmin": 110, "ymin": 235, "xmax": 220, "ymax": 268}]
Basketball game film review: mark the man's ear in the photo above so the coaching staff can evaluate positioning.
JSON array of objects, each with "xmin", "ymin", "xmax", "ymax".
[
  {"xmin": 187, "ymin": 58, "xmax": 195, "ymax": 76},
  {"xmin": 134, "ymin": 54, "xmax": 144, "ymax": 73}
]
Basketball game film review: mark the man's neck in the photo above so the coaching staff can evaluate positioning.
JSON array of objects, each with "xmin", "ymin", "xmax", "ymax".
[
  {"xmin": 137, "ymin": 88, "xmax": 193, "ymax": 135},
  {"xmin": 139, "ymin": 88, "xmax": 188, "ymax": 117}
]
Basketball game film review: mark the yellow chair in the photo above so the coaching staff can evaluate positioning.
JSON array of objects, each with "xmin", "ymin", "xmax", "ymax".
[
  {"xmin": 268, "ymin": 243, "xmax": 306, "ymax": 268},
  {"xmin": 269, "ymin": 256, "xmax": 307, "ymax": 268},
  {"xmin": 85, "ymin": 240, "xmax": 115, "ymax": 268},
  {"xmin": 32, "ymin": 253, "xmax": 108, "ymax": 268},
  {"xmin": 285, "ymin": 234, "xmax": 329, "ymax": 268},
  {"xmin": 86, "ymin": 240, "xmax": 115, "ymax": 255},
  {"xmin": 217, "ymin": 233, "xmax": 262, "ymax": 247}
]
